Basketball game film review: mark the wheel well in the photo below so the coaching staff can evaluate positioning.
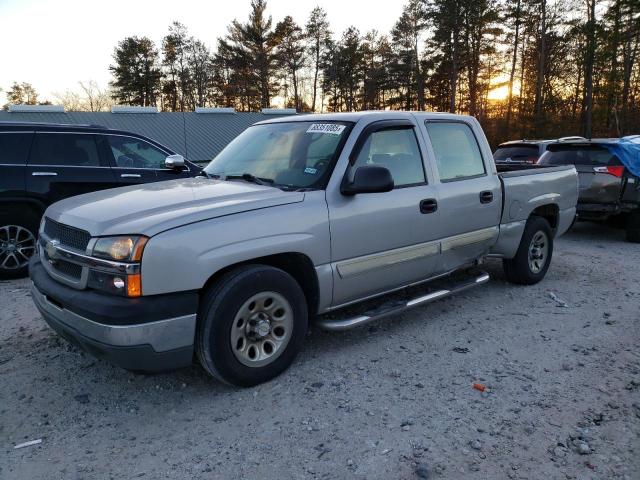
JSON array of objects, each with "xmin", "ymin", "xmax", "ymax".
[
  {"xmin": 0, "ymin": 201, "xmax": 43, "ymax": 222},
  {"xmin": 530, "ymin": 204, "xmax": 559, "ymax": 232},
  {"xmin": 200, "ymin": 253, "xmax": 320, "ymax": 315}
]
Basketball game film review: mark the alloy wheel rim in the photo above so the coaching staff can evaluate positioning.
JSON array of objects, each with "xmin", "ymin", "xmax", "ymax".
[
  {"xmin": 528, "ymin": 230, "xmax": 548, "ymax": 274},
  {"xmin": 230, "ymin": 291, "xmax": 293, "ymax": 368},
  {"xmin": 0, "ymin": 225, "xmax": 36, "ymax": 270}
]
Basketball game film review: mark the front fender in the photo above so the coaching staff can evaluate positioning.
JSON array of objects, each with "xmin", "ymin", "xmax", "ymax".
[{"xmin": 140, "ymin": 193, "xmax": 330, "ymax": 296}]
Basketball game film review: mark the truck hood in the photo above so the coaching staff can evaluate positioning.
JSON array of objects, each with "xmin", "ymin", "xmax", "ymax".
[{"xmin": 45, "ymin": 177, "xmax": 305, "ymax": 237}]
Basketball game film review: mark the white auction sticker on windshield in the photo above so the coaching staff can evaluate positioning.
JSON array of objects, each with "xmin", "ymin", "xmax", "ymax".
[{"xmin": 306, "ymin": 123, "xmax": 346, "ymax": 135}]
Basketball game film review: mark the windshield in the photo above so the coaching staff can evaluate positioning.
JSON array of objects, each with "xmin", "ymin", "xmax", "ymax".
[
  {"xmin": 538, "ymin": 145, "xmax": 620, "ymax": 166},
  {"xmin": 203, "ymin": 121, "xmax": 352, "ymax": 190}
]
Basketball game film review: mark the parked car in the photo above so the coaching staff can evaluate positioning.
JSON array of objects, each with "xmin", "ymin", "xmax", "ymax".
[
  {"xmin": 537, "ymin": 137, "xmax": 640, "ymax": 242},
  {"xmin": 0, "ymin": 122, "xmax": 200, "ymax": 278},
  {"xmin": 493, "ymin": 137, "xmax": 587, "ymax": 165},
  {"xmin": 30, "ymin": 112, "xmax": 578, "ymax": 386}
]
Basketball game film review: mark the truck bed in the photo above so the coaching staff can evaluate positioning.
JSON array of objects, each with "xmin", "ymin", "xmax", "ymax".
[{"xmin": 490, "ymin": 164, "xmax": 578, "ymax": 258}]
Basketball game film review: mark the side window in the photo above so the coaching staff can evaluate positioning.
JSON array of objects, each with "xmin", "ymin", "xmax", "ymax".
[
  {"xmin": 353, "ymin": 127, "xmax": 426, "ymax": 187},
  {"xmin": 107, "ymin": 136, "xmax": 168, "ymax": 169},
  {"xmin": 30, "ymin": 133, "xmax": 101, "ymax": 167},
  {"xmin": 425, "ymin": 122, "xmax": 486, "ymax": 181},
  {"xmin": 0, "ymin": 133, "xmax": 33, "ymax": 164}
]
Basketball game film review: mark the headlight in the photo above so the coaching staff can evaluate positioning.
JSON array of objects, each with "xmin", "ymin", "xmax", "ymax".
[{"xmin": 92, "ymin": 236, "xmax": 148, "ymax": 262}]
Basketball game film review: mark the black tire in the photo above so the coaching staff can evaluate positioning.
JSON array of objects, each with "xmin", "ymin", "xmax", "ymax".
[
  {"xmin": 503, "ymin": 216, "xmax": 553, "ymax": 285},
  {"xmin": 0, "ymin": 209, "xmax": 40, "ymax": 280},
  {"xmin": 627, "ymin": 210, "xmax": 640, "ymax": 243},
  {"xmin": 196, "ymin": 265, "xmax": 308, "ymax": 387}
]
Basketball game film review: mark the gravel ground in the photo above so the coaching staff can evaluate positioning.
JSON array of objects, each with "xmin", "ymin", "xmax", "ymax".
[{"xmin": 1, "ymin": 221, "xmax": 639, "ymax": 480}]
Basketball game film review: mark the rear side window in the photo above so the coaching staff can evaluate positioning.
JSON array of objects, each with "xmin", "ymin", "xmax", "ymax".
[
  {"xmin": 493, "ymin": 145, "xmax": 539, "ymax": 162},
  {"xmin": 30, "ymin": 133, "xmax": 101, "ymax": 166},
  {"xmin": 0, "ymin": 132, "xmax": 33, "ymax": 164},
  {"xmin": 425, "ymin": 122, "xmax": 486, "ymax": 181},
  {"xmin": 538, "ymin": 145, "xmax": 620, "ymax": 166}
]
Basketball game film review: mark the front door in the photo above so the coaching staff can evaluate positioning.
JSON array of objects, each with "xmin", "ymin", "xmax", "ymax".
[
  {"xmin": 102, "ymin": 134, "xmax": 191, "ymax": 186},
  {"xmin": 327, "ymin": 121, "xmax": 445, "ymax": 307}
]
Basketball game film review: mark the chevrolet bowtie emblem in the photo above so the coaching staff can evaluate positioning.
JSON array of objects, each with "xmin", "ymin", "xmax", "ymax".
[{"xmin": 45, "ymin": 239, "xmax": 60, "ymax": 263}]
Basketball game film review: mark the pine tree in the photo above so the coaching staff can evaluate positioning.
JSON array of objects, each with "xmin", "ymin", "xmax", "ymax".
[
  {"xmin": 219, "ymin": 0, "xmax": 279, "ymax": 109},
  {"xmin": 306, "ymin": 7, "xmax": 331, "ymax": 112},
  {"xmin": 109, "ymin": 37, "xmax": 162, "ymax": 106},
  {"xmin": 274, "ymin": 16, "xmax": 307, "ymax": 111}
]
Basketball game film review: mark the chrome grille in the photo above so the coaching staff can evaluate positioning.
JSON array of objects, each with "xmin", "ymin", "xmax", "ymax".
[
  {"xmin": 43, "ymin": 218, "xmax": 91, "ymax": 251},
  {"xmin": 42, "ymin": 247, "xmax": 83, "ymax": 280},
  {"xmin": 52, "ymin": 259, "xmax": 83, "ymax": 279}
]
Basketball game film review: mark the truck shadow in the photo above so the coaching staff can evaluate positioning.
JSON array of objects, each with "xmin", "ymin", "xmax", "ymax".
[{"xmin": 565, "ymin": 220, "xmax": 628, "ymax": 242}]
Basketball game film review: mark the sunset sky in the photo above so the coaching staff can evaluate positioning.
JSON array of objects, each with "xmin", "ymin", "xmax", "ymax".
[{"xmin": 0, "ymin": 0, "xmax": 406, "ymax": 104}]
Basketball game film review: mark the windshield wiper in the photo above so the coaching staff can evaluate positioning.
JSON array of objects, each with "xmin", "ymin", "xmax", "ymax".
[
  {"xmin": 198, "ymin": 171, "xmax": 223, "ymax": 179},
  {"xmin": 225, "ymin": 173, "xmax": 274, "ymax": 186}
]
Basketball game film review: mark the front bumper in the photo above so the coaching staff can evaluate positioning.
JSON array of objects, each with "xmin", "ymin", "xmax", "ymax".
[{"xmin": 30, "ymin": 257, "xmax": 197, "ymax": 372}]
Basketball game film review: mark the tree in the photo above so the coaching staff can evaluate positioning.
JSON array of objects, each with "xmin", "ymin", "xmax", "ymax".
[
  {"xmin": 581, "ymin": 0, "xmax": 598, "ymax": 137},
  {"xmin": 463, "ymin": 0, "xmax": 501, "ymax": 117},
  {"xmin": 306, "ymin": 7, "xmax": 331, "ymax": 112},
  {"xmin": 337, "ymin": 27, "xmax": 364, "ymax": 111},
  {"xmin": 162, "ymin": 22, "xmax": 193, "ymax": 111},
  {"xmin": 5, "ymin": 82, "xmax": 39, "ymax": 106},
  {"xmin": 391, "ymin": 0, "xmax": 428, "ymax": 110},
  {"xmin": 274, "ymin": 16, "xmax": 307, "ymax": 111},
  {"xmin": 109, "ymin": 36, "xmax": 162, "ymax": 106},
  {"xmin": 79, "ymin": 80, "xmax": 112, "ymax": 111},
  {"xmin": 425, "ymin": 0, "xmax": 465, "ymax": 113},
  {"xmin": 504, "ymin": 0, "xmax": 523, "ymax": 135},
  {"xmin": 219, "ymin": 0, "xmax": 279, "ymax": 109}
]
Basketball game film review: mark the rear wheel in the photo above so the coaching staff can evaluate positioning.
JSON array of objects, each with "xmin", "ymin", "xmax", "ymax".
[
  {"xmin": 503, "ymin": 216, "xmax": 553, "ymax": 285},
  {"xmin": 0, "ymin": 210, "xmax": 40, "ymax": 280},
  {"xmin": 627, "ymin": 210, "xmax": 640, "ymax": 243},
  {"xmin": 196, "ymin": 265, "xmax": 308, "ymax": 387}
]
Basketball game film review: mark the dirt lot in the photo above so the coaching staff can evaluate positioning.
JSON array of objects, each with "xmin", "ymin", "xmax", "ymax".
[{"xmin": 1, "ymin": 221, "xmax": 639, "ymax": 480}]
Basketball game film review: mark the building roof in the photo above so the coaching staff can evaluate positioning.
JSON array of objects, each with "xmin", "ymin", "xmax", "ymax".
[{"xmin": 0, "ymin": 110, "xmax": 294, "ymax": 162}]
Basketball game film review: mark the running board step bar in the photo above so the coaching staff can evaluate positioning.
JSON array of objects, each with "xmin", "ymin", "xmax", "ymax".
[{"xmin": 316, "ymin": 270, "xmax": 490, "ymax": 331}]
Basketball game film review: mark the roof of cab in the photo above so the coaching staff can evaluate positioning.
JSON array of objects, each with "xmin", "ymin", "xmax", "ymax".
[{"xmin": 254, "ymin": 110, "xmax": 475, "ymax": 125}]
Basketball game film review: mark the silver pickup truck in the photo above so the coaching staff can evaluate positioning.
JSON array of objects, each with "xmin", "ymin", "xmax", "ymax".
[{"xmin": 30, "ymin": 112, "xmax": 578, "ymax": 386}]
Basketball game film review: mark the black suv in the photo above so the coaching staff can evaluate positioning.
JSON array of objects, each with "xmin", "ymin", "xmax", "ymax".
[{"xmin": 0, "ymin": 122, "xmax": 201, "ymax": 278}]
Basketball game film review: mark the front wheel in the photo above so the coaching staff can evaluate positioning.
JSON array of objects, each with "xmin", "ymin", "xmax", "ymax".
[
  {"xmin": 503, "ymin": 216, "xmax": 553, "ymax": 285},
  {"xmin": 196, "ymin": 265, "xmax": 308, "ymax": 387},
  {"xmin": 0, "ymin": 211, "xmax": 40, "ymax": 280}
]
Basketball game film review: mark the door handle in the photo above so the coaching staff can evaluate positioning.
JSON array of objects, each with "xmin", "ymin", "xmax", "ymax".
[
  {"xmin": 121, "ymin": 173, "xmax": 142, "ymax": 178},
  {"xmin": 479, "ymin": 191, "xmax": 494, "ymax": 204},
  {"xmin": 32, "ymin": 172, "xmax": 57, "ymax": 177},
  {"xmin": 419, "ymin": 198, "xmax": 438, "ymax": 214}
]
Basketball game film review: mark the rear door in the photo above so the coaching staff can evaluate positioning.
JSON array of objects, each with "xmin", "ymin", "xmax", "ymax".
[
  {"xmin": 26, "ymin": 131, "xmax": 117, "ymax": 205},
  {"xmin": 0, "ymin": 130, "xmax": 33, "ymax": 202},
  {"xmin": 423, "ymin": 120, "xmax": 502, "ymax": 272},
  {"xmin": 539, "ymin": 145, "xmax": 623, "ymax": 204}
]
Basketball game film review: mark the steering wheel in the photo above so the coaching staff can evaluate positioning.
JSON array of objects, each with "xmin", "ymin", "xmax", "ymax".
[{"xmin": 313, "ymin": 157, "xmax": 331, "ymax": 171}]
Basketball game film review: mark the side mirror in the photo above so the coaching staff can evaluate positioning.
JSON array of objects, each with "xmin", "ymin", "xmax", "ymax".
[
  {"xmin": 165, "ymin": 154, "xmax": 185, "ymax": 169},
  {"xmin": 341, "ymin": 165, "xmax": 394, "ymax": 195}
]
